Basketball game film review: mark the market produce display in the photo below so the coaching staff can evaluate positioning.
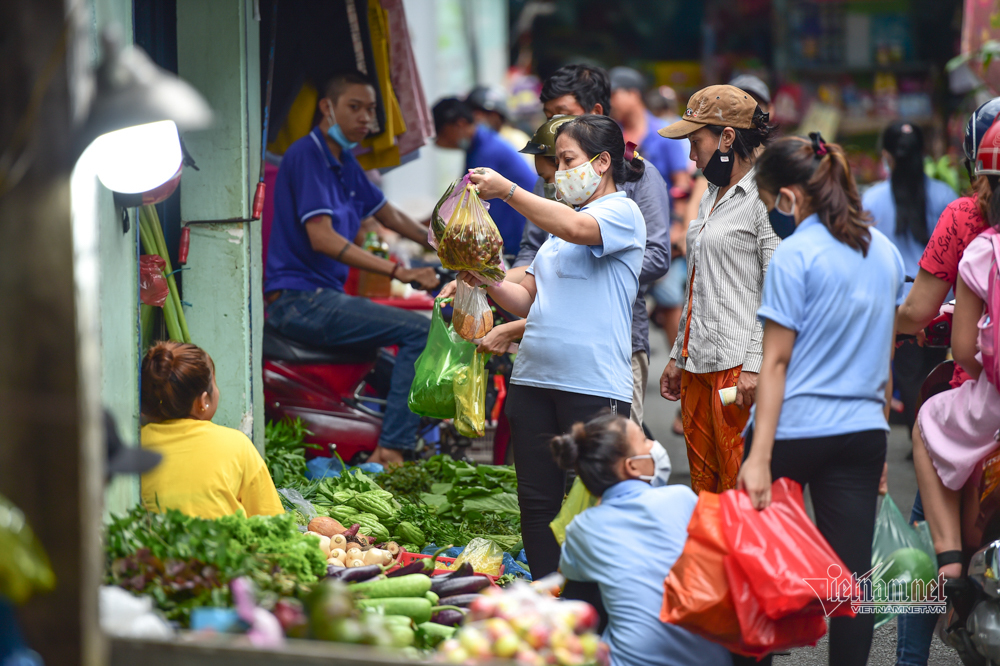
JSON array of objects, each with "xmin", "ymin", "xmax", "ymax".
[
  {"xmin": 105, "ymin": 507, "xmax": 327, "ymax": 624},
  {"xmin": 435, "ymin": 579, "xmax": 607, "ymax": 665}
]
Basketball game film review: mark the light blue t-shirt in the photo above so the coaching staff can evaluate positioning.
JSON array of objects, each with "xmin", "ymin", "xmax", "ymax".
[
  {"xmin": 561, "ymin": 481, "xmax": 732, "ymax": 666},
  {"xmin": 862, "ymin": 176, "xmax": 956, "ymax": 296},
  {"xmin": 512, "ymin": 192, "xmax": 645, "ymax": 402},
  {"xmin": 754, "ymin": 214, "xmax": 906, "ymax": 439}
]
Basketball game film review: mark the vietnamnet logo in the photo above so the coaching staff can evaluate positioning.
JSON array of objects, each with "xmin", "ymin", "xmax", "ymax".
[{"xmin": 804, "ymin": 564, "xmax": 948, "ymax": 618}]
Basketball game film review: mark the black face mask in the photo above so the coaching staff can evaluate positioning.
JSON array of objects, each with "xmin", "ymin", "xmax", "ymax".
[{"xmin": 703, "ymin": 135, "xmax": 735, "ymax": 187}]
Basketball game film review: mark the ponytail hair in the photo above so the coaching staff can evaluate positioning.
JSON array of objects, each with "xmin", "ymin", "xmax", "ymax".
[
  {"xmin": 972, "ymin": 174, "xmax": 1000, "ymax": 229},
  {"xmin": 141, "ymin": 341, "xmax": 214, "ymax": 421},
  {"xmin": 882, "ymin": 121, "xmax": 928, "ymax": 245},
  {"xmin": 550, "ymin": 412, "xmax": 631, "ymax": 496},
  {"xmin": 555, "ymin": 114, "xmax": 645, "ymax": 184},
  {"xmin": 756, "ymin": 133, "xmax": 873, "ymax": 255}
]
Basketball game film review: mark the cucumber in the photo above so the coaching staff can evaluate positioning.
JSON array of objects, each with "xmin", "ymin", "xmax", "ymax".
[
  {"xmin": 387, "ymin": 624, "xmax": 415, "ymax": 648},
  {"xmin": 355, "ymin": 598, "xmax": 433, "ymax": 623},
  {"xmin": 351, "ymin": 574, "xmax": 432, "ymax": 599},
  {"xmin": 425, "ymin": 591, "xmax": 439, "ymax": 605},
  {"xmin": 416, "ymin": 622, "xmax": 456, "ymax": 648}
]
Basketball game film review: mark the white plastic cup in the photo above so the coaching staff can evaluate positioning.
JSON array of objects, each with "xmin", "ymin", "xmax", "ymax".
[{"xmin": 719, "ymin": 386, "xmax": 738, "ymax": 406}]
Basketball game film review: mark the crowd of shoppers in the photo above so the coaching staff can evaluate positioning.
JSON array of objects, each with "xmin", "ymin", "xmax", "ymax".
[{"xmin": 134, "ymin": 55, "xmax": 1000, "ymax": 666}]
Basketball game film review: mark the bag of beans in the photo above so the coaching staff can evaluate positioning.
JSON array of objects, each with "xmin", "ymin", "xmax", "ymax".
[{"xmin": 435, "ymin": 181, "xmax": 506, "ymax": 285}]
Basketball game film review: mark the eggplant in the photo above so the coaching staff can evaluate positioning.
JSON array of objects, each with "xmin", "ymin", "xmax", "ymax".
[
  {"xmin": 327, "ymin": 564, "xmax": 346, "ymax": 576},
  {"xmin": 437, "ymin": 593, "xmax": 482, "ymax": 608},
  {"xmin": 429, "ymin": 608, "xmax": 467, "ymax": 627},
  {"xmin": 327, "ymin": 563, "xmax": 382, "ymax": 583},
  {"xmin": 431, "ymin": 573, "xmax": 492, "ymax": 596},
  {"xmin": 386, "ymin": 561, "xmax": 429, "ymax": 578}
]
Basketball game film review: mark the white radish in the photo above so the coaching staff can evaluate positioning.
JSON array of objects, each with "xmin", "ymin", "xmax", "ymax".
[
  {"xmin": 330, "ymin": 548, "xmax": 346, "ymax": 561},
  {"xmin": 347, "ymin": 558, "xmax": 366, "ymax": 568},
  {"xmin": 331, "ymin": 534, "xmax": 348, "ymax": 550},
  {"xmin": 363, "ymin": 548, "xmax": 385, "ymax": 566}
]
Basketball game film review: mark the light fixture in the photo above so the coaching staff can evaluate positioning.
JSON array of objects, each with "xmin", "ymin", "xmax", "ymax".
[{"xmin": 77, "ymin": 27, "xmax": 212, "ymax": 204}]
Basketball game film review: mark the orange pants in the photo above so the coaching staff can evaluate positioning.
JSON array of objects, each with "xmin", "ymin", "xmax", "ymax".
[{"xmin": 681, "ymin": 366, "xmax": 751, "ymax": 494}]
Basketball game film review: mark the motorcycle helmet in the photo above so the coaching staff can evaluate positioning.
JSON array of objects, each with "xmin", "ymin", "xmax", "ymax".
[
  {"xmin": 519, "ymin": 115, "xmax": 576, "ymax": 157},
  {"xmin": 965, "ymin": 97, "xmax": 1000, "ymax": 165},
  {"xmin": 976, "ymin": 114, "xmax": 1000, "ymax": 178},
  {"xmin": 466, "ymin": 85, "xmax": 511, "ymax": 120}
]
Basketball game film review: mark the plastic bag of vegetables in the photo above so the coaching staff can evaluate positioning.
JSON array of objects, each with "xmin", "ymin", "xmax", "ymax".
[
  {"xmin": 453, "ymin": 280, "xmax": 493, "ymax": 341},
  {"xmin": 445, "ymin": 538, "xmax": 504, "ymax": 577},
  {"xmin": 453, "ymin": 351, "xmax": 488, "ymax": 438},
  {"xmin": 435, "ymin": 182, "xmax": 506, "ymax": 285},
  {"xmin": 408, "ymin": 298, "xmax": 476, "ymax": 419}
]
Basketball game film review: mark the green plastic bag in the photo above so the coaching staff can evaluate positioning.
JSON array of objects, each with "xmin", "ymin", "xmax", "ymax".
[
  {"xmin": 453, "ymin": 351, "xmax": 488, "ymax": 437},
  {"xmin": 408, "ymin": 299, "xmax": 475, "ymax": 419},
  {"xmin": 870, "ymin": 494, "xmax": 939, "ymax": 628},
  {"xmin": 0, "ymin": 493, "xmax": 55, "ymax": 604},
  {"xmin": 550, "ymin": 478, "xmax": 601, "ymax": 546}
]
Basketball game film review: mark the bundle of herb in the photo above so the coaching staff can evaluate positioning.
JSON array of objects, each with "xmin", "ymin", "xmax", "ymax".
[{"xmin": 264, "ymin": 417, "xmax": 316, "ymax": 489}]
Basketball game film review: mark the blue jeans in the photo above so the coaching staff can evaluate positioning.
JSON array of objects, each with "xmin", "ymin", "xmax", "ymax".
[
  {"xmin": 267, "ymin": 289, "xmax": 430, "ymax": 450},
  {"xmin": 897, "ymin": 491, "xmax": 940, "ymax": 666}
]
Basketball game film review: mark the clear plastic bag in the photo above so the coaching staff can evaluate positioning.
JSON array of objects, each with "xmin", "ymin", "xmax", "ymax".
[
  {"xmin": 446, "ymin": 538, "xmax": 504, "ymax": 576},
  {"xmin": 550, "ymin": 477, "xmax": 600, "ymax": 546},
  {"xmin": 436, "ymin": 183, "xmax": 506, "ymax": 285},
  {"xmin": 408, "ymin": 298, "xmax": 476, "ymax": 418},
  {"xmin": 453, "ymin": 280, "xmax": 493, "ymax": 341},
  {"xmin": 870, "ymin": 494, "xmax": 939, "ymax": 628},
  {"xmin": 453, "ymin": 351, "xmax": 487, "ymax": 437}
]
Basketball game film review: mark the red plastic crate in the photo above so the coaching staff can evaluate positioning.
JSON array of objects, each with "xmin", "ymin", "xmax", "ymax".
[{"xmin": 391, "ymin": 550, "xmax": 504, "ymax": 584}]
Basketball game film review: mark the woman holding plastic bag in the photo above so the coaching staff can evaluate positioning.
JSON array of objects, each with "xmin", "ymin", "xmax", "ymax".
[
  {"xmin": 736, "ymin": 134, "xmax": 906, "ymax": 666},
  {"xmin": 465, "ymin": 115, "xmax": 646, "ymax": 580}
]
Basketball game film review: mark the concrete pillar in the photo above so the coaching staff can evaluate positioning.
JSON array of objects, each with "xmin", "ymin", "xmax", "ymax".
[{"xmin": 176, "ymin": 0, "xmax": 264, "ymax": 451}]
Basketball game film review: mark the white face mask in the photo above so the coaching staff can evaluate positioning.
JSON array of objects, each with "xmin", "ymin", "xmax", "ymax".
[
  {"xmin": 627, "ymin": 440, "xmax": 672, "ymax": 487},
  {"xmin": 554, "ymin": 153, "xmax": 603, "ymax": 206}
]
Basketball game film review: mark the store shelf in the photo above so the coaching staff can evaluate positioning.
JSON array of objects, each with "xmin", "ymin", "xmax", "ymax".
[{"xmin": 838, "ymin": 115, "xmax": 933, "ymax": 136}]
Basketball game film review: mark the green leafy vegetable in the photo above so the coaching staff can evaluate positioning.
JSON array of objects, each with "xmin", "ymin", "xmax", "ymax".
[{"xmin": 264, "ymin": 417, "xmax": 317, "ymax": 489}]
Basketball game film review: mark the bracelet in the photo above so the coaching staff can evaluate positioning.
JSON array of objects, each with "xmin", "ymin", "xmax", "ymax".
[
  {"xmin": 503, "ymin": 183, "xmax": 518, "ymax": 202},
  {"xmin": 336, "ymin": 244, "xmax": 351, "ymax": 262},
  {"xmin": 389, "ymin": 263, "xmax": 400, "ymax": 280}
]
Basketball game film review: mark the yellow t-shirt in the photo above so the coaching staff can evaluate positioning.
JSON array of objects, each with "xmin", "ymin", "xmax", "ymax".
[{"xmin": 140, "ymin": 419, "xmax": 284, "ymax": 520}]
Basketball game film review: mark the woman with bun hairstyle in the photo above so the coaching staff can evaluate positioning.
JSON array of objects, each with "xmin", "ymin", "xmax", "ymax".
[
  {"xmin": 467, "ymin": 114, "xmax": 646, "ymax": 579},
  {"xmin": 737, "ymin": 134, "xmax": 906, "ymax": 665},
  {"xmin": 140, "ymin": 341, "xmax": 283, "ymax": 519},
  {"xmin": 553, "ymin": 414, "xmax": 732, "ymax": 666}
]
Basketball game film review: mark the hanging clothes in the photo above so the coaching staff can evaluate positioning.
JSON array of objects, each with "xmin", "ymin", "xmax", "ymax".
[
  {"xmin": 267, "ymin": 82, "xmax": 319, "ymax": 156},
  {"xmin": 380, "ymin": 0, "xmax": 435, "ymax": 157},
  {"xmin": 356, "ymin": 0, "xmax": 406, "ymax": 170}
]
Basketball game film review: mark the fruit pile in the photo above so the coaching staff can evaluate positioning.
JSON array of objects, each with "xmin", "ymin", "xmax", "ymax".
[{"xmin": 436, "ymin": 581, "xmax": 608, "ymax": 665}]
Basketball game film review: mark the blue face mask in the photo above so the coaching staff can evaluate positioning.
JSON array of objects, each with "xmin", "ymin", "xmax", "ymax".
[
  {"xmin": 327, "ymin": 122, "xmax": 359, "ymax": 151},
  {"xmin": 768, "ymin": 191, "xmax": 797, "ymax": 239}
]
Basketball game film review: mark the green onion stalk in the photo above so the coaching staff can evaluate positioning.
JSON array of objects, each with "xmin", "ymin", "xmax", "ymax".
[{"xmin": 138, "ymin": 205, "xmax": 191, "ymax": 344}]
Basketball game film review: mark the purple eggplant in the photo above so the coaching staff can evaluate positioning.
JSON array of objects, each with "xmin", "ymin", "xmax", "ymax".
[
  {"xmin": 386, "ymin": 561, "xmax": 429, "ymax": 578},
  {"xmin": 431, "ymin": 573, "xmax": 492, "ymax": 596},
  {"xmin": 327, "ymin": 564, "xmax": 346, "ymax": 576},
  {"xmin": 437, "ymin": 593, "xmax": 482, "ymax": 608},
  {"xmin": 327, "ymin": 563, "xmax": 382, "ymax": 583},
  {"xmin": 430, "ymin": 608, "xmax": 467, "ymax": 627}
]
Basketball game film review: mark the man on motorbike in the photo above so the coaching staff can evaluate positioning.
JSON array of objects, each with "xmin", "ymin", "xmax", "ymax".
[{"xmin": 264, "ymin": 72, "xmax": 440, "ymax": 465}]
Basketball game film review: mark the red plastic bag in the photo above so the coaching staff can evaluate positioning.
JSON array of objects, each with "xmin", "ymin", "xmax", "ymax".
[
  {"xmin": 661, "ymin": 492, "xmax": 827, "ymax": 657},
  {"xmin": 720, "ymin": 478, "xmax": 857, "ymax": 621},
  {"xmin": 139, "ymin": 255, "xmax": 169, "ymax": 307}
]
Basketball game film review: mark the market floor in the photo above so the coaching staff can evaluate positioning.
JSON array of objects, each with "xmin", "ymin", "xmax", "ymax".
[{"xmin": 642, "ymin": 326, "xmax": 963, "ymax": 666}]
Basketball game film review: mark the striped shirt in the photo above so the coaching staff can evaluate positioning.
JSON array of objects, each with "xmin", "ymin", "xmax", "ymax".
[{"xmin": 669, "ymin": 168, "xmax": 779, "ymax": 374}]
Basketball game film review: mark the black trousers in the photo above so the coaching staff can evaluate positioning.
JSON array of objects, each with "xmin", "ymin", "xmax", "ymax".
[
  {"xmin": 734, "ymin": 427, "xmax": 887, "ymax": 666},
  {"xmin": 894, "ymin": 341, "xmax": 948, "ymax": 432},
  {"xmin": 505, "ymin": 384, "xmax": 630, "ymax": 580}
]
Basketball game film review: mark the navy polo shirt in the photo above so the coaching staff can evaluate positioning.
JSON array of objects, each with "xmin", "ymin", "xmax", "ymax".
[
  {"xmin": 265, "ymin": 127, "xmax": 387, "ymax": 293},
  {"xmin": 465, "ymin": 125, "xmax": 538, "ymax": 255}
]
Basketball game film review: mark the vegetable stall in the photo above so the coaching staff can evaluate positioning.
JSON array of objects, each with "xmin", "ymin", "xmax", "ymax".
[{"xmin": 102, "ymin": 419, "xmax": 604, "ymax": 665}]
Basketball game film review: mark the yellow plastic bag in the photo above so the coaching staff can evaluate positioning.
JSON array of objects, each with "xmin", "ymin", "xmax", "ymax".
[
  {"xmin": 0, "ymin": 493, "xmax": 55, "ymax": 604},
  {"xmin": 550, "ymin": 477, "xmax": 601, "ymax": 546},
  {"xmin": 453, "ymin": 351, "xmax": 487, "ymax": 437},
  {"xmin": 446, "ymin": 538, "xmax": 504, "ymax": 576}
]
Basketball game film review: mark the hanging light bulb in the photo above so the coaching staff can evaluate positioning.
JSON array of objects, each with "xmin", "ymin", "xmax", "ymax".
[{"xmin": 91, "ymin": 120, "xmax": 182, "ymax": 195}]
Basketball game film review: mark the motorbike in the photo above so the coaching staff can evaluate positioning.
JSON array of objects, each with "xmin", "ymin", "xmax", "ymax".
[
  {"xmin": 904, "ymin": 305, "xmax": 1000, "ymax": 664},
  {"xmin": 262, "ymin": 268, "xmax": 513, "ymax": 466}
]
